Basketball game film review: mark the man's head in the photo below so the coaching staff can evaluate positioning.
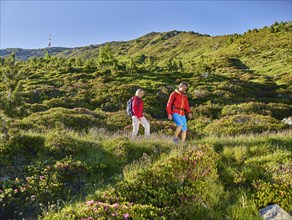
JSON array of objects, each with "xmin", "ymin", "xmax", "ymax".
[
  {"xmin": 135, "ymin": 88, "xmax": 145, "ymax": 98},
  {"xmin": 178, "ymin": 82, "xmax": 188, "ymax": 93}
]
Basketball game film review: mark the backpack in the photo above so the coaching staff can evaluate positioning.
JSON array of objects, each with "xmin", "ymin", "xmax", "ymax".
[{"xmin": 126, "ymin": 97, "xmax": 134, "ymax": 116}]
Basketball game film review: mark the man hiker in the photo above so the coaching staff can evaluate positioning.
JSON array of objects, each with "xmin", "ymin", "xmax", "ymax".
[
  {"xmin": 131, "ymin": 88, "xmax": 150, "ymax": 137},
  {"xmin": 166, "ymin": 82, "xmax": 192, "ymax": 143}
]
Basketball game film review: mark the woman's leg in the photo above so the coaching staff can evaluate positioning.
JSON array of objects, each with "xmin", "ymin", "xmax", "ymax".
[
  {"xmin": 140, "ymin": 116, "xmax": 150, "ymax": 136},
  {"xmin": 132, "ymin": 116, "xmax": 140, "ymax": 137}
]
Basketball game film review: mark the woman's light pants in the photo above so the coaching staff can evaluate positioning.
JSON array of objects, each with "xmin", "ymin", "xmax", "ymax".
[{"xmin": 132, "ymin": 116, "xmax": 150, "ymax": 137}]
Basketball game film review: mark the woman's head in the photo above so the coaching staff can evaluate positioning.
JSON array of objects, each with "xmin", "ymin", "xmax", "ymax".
[{"xmin": 135, "ymin": 88, "xmax": 145, "ymax": 98}]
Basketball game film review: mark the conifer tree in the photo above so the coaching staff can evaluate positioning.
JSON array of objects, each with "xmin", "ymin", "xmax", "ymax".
[
  {"xmin": 97, "ymin": 44, "xmax": 117, "ymax": 70},
  {"xmin": 0, "ymin": 53, "xmax": 27, "ymax": 118},
  {"xmin": 178, "ymin": 59, "xmax": 184, "ymax": 72}
]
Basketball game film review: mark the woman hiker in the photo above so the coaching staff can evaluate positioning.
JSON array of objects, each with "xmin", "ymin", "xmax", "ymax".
[{"xmin": 131, "ymin": 88, "xmax": 150, "ymax": 137}]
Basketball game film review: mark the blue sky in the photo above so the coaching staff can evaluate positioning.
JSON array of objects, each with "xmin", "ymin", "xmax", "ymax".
[{"xmin": 1, "ymin": 0, "xmax": 291, "ymax": 49}]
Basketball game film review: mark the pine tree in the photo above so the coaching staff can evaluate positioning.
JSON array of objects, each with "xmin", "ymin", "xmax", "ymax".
[
  {"xmin": 97, "ymin": 44, "xmax": 117, "ymax": 70},
  {"xmin": 0, "ymin": 53, "xmax": 27, "ymax": 118},
  {"xmin": 178, "ymin": 59, "xmax": 184, "ymax": 72}
]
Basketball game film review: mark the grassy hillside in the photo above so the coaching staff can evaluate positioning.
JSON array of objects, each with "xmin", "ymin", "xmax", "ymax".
[
  {"xmin": 0, "ymin": 21, "xmax": 291, "ymax": 219},
  {"xmin": 1, "ymin": 21, "xmax": 291, "ymax": 76},
  {"xmin": 0, "ymin": 130, "xmax": 291, "ymax": 219}
]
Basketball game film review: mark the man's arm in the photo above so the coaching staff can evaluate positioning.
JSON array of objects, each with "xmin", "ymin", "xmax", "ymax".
[
  {"xmin": 185, "ymin": 97, "xmax": 192, "ymax": 119},
  {"xmin": 166, "ymin": 92, "xmax": 175, "ymax": 119}
]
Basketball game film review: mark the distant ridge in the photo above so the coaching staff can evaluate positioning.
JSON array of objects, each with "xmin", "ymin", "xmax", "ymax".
[{"xmin": 1, "ymin": 22, "xmax": 291, "ymax": 65}]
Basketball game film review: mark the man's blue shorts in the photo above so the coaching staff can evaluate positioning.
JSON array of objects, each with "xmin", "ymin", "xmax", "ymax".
[{"xmin": 172, "ymin": 113, "xmax": 187, "ymax": 131}]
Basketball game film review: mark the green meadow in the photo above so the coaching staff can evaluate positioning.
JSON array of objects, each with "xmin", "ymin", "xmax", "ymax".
[{"xmin": 0, "ymin": 21, "xmax": 291, "ymax": 219}]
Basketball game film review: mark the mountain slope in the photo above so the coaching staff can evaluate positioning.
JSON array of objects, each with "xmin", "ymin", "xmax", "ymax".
[{"xmin": 1, "ymin": 22, "xmax": 291, "ymax": 77}]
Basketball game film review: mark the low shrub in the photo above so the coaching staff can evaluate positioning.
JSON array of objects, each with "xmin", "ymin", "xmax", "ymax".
[
  {"xmin": 96, "ymin": 145, "xmax": 220, "ymax": 218},
  {"xmin": 221, "ymin": 102, "xmax": 271, "ymax": 117},
  {"xmin": 100, "ymin": 137, "xmax": 160, "ymax": 175},
  {"xmin": 45, "ymin": 144, "xmax": 222, "ymax": 219},
  {"xmin": 44, "ymin": 201, "xmax": 165, "ymax": 220},
  {"xmin": 252, "ymin": 159, "xmax": 292, "ymax": 211},
  {"xmin": 0, "ymin": 133, "xmax": 45, "ymax": 167},
  {"xmin": 45, "ymin": 130, "xmax": 89, "ymax": 157},
  {"xmin": 221, "ymin": 102, "xmax": 292, "ymax": 120},
  {"xmin": 267, "ymin": 103, "xmax": 292, "ymax": 120},
  {"xmin": 192, "ymin": 102, "xmax": 222, "ymax": 119},
  {"xmin": 105, "ymin": 111, "xmax": 131, "ymax": 132},
  {"xmin": 204, "ymin": 114, "xmax": 289, "ymax": 136},
  {"xmin": 19, "ymin": 107, "xmax": 106, "ymax": 132},
  {"xmin": 0, "ymin": 157, "xmax": 87, "ymax": 219}
]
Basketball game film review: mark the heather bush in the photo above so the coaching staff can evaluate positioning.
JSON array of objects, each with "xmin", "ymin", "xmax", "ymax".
[
  {"xmin": 191, "ymin": 102, "xmax": 222, "ymax": 119},
  {"xmin": 0, "ymin": 133, "xmax": 45, "ymax": 167},
  {"xmin": 0, "ymin": 157, "xmax": 87, "ymax": 219},
  {"xmin": 105, "ymin": 111, "xmax": 131, "ymax": 132},
  {"xmin": 45, "ymin": 144, "xmax": 223, "ymax": 219},
  {"xmin": 45, "ymin": 130, "xmax": 90, "ymax": 157},
  {"xmin": 267, "ymin": 102, "xmax": 292, "ymax": 120},
  {"xmin": 252, "ymin": 158, "xmax": 292, "ymax": 211},
  {"xmin": 221, "ymin": 102, "xmax": 292, "ymax": 120},
  {"xmin": 94, "ymin": 144, "xmax": 221, "ymax": 218},
  {"xmin": 204, "ymin": 114, "xmax": 289, "ymax": 136},
  {"xmin": 221, "ymin": 102, "xmax": 271, "ymax": 117},
  {"xmin": 19, "ymin": 107, "xmax": 106, "ymax": 131}
]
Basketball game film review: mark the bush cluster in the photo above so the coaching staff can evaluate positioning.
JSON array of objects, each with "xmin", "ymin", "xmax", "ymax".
[
  {"xmin": 204, "ymin": 114, "xmax": 289, "ymax": 136},
  {"xmin": 0, "ymin": 157, "xmax": 87, "ymax": 219},
  {"xmin": 47, "ymin": 144, "xmax": 222, "ymax": 219}
]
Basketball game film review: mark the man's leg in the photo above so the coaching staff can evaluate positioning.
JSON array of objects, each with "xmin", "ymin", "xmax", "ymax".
[
  {"xmin": 172, "ymin": 113, "xmax": 184, "ymax": 143},
  {"xmin": 175, "ymin": 126, "xmax": 182, "ymax": 139},
  {"xmin": 180, "ymin": 116, "xmax": 188, "ymax": 143},
  {"xmin": 181, "ymin": 130, "xmax": 187, "ymax": 142}
]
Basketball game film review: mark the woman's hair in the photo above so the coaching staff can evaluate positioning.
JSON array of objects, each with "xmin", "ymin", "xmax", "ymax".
[{"xmin": 135, "ymin": 88, "xmax": 144, "ymax": 96}]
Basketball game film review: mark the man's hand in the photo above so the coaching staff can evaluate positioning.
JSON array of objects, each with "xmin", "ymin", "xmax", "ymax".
[
  {"xmin": 188, "ymin": 113, "xmax": 192, "ymax": 119},
  {"xmin": 168, "ymin": 114, "xmax": 173, "ymax": 120}
]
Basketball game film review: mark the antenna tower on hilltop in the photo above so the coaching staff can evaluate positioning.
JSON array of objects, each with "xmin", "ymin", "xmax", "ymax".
[{"xmin": 48, "ymin": 34, "xmax": 51, "ymax": 47}]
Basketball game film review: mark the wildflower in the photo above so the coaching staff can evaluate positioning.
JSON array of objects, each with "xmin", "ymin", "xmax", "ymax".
[
  {"xmin": 193, "ymin": 160, "xmax": 197, "ymax": 165},
  {"xmin": 31, "ymin": 195, "xmax": 36, "ymax": 200},
  {"xmin": 123, "ymin": 213, "xmax": 130, "ymax": 219},
  {"xmin": 111, "ymin": 212, "xmax": 118, "ymax": 216},
  {"xmin": 20, "ymin": 187, "xmax": 26, "ymax": 192},
  {"xmin": 104, "ymin": 205, "xmax": 109, "ymax": 211},
  {"xmin": 26, "ymin": 177, "xmax": 31, "ymax": 181},
  {"xmin": 86, "ymin": 200, "xmax": 95, "ymax": 206},
  {"xmin": 93, "ymin": 207, "xmax": 97, "ymax": 211},
  {"xmin": 281, "ymin": 192, "xmax": 285, "ymax": 197},
  {"xmin": 14, "ymin": 189, "xmax": 18, "ymax": 193},
  {"xmin": 183, "ymin": 157, "xmax": 188, "ymax": 161},
  {"xmin": 40, "ymin": 176, "xmax": 45, "ymax": 180},
  {"xmin": 113, "ymin": 203, "xmax": 119, "ymax": 209},
  {"xmin": 0, "ymin": 190, "xmax": 3, "ymax": 193}
]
